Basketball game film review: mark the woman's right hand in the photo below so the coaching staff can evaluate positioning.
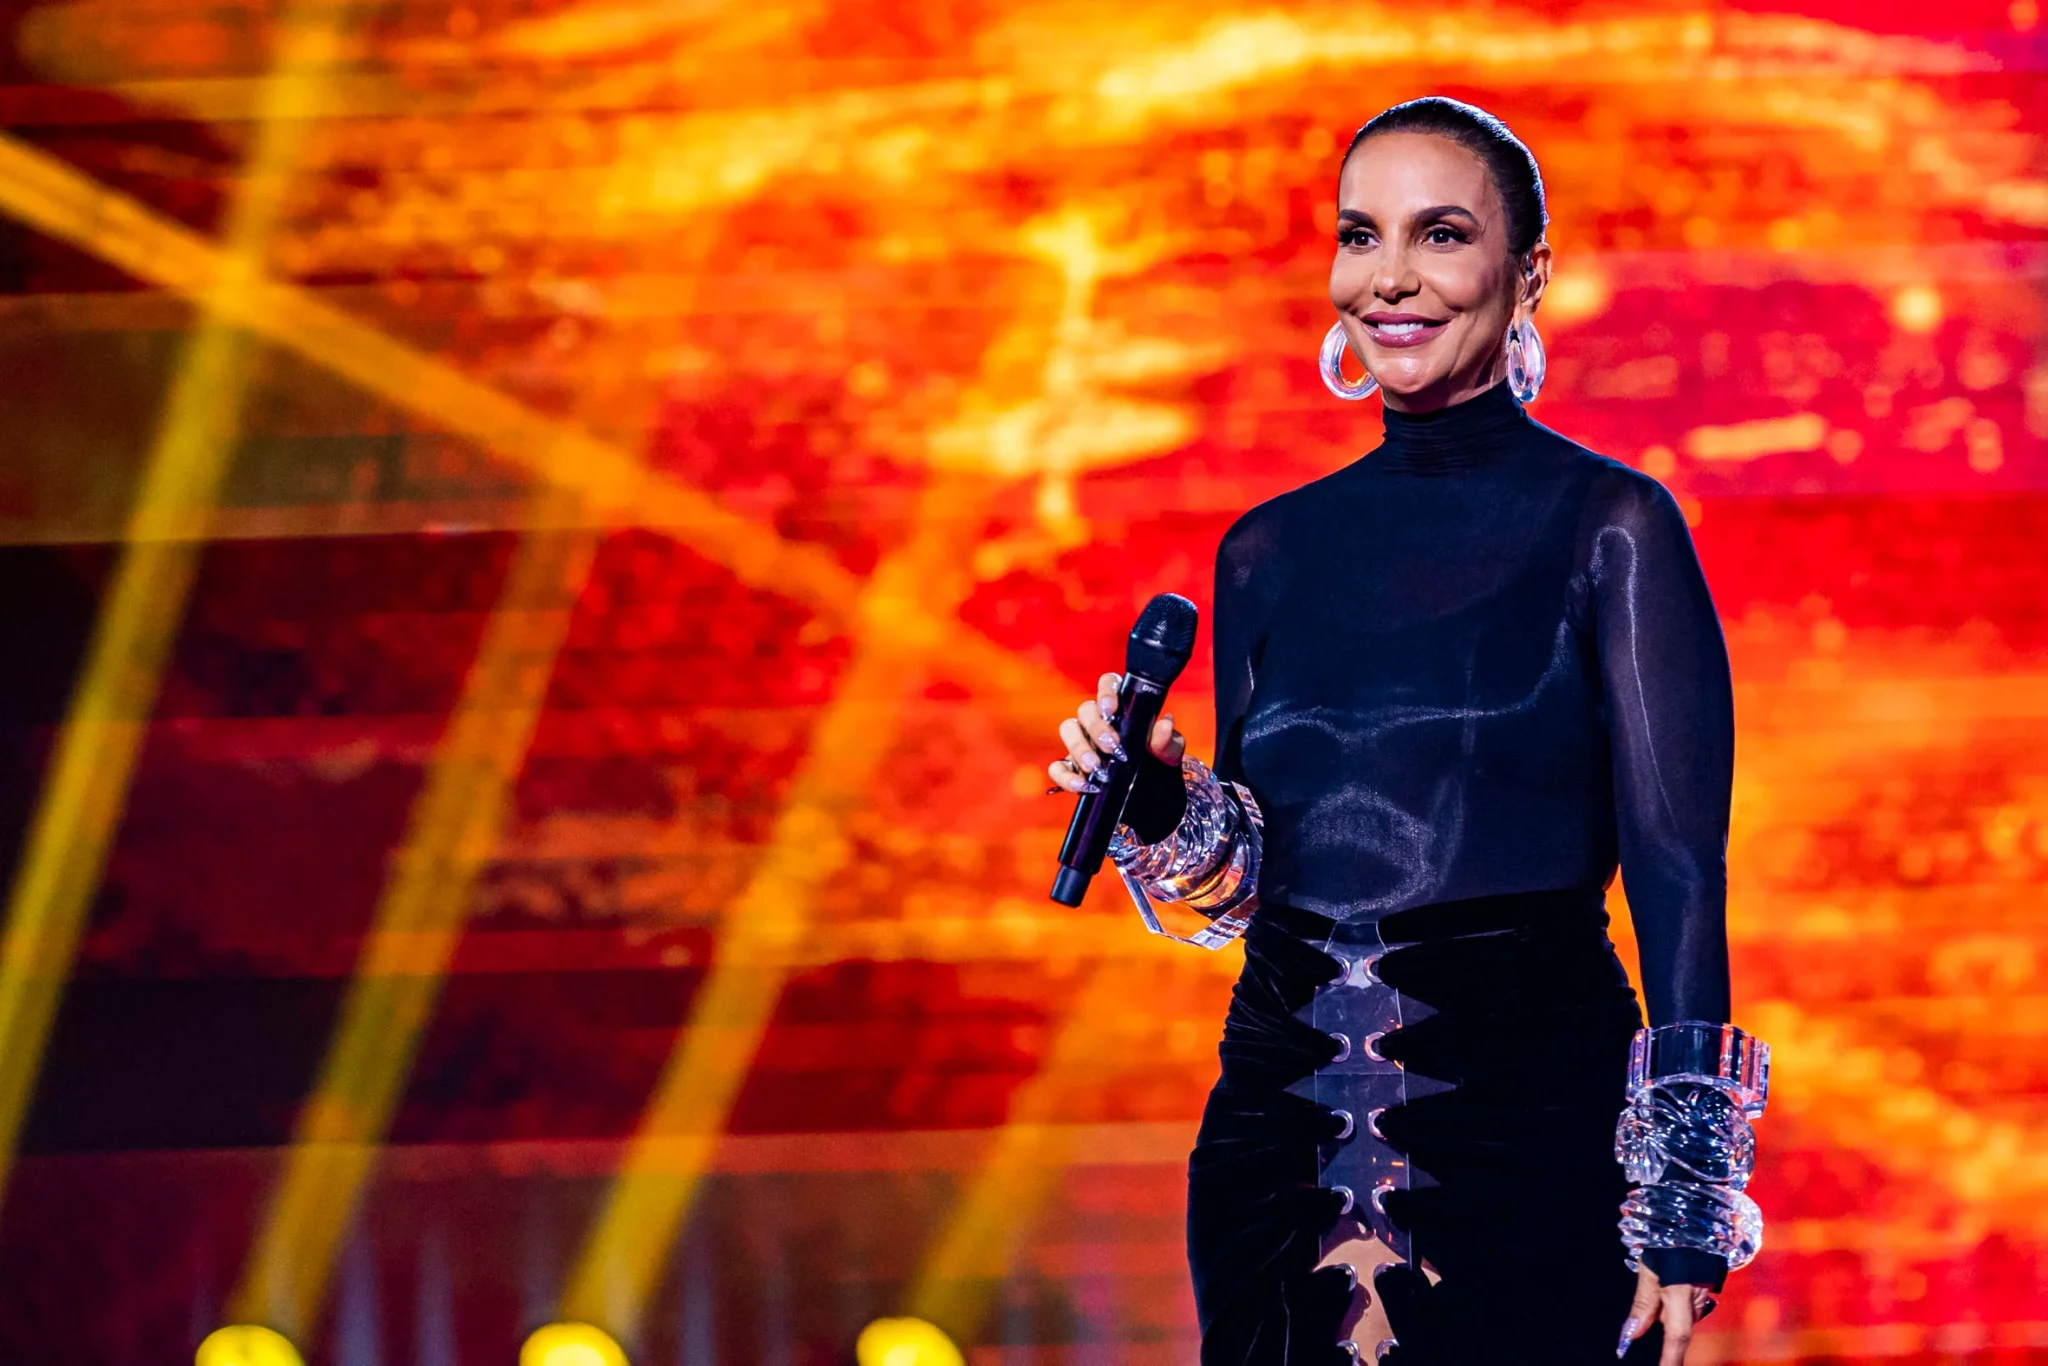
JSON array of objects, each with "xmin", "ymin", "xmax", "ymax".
[
  {"xmin": 1048, "ymin": 671, "xmax": 1186, "ymax": 794},
  {"xmin": 1617, "ymin": 1265, "xmax": 1716, "ymax": 1364}
]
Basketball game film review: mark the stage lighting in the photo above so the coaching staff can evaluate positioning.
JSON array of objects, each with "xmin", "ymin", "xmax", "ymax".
[
  {"xmin": 521, "ymin": 1322, "xmax": 629, "ymax": 1366},
  {"xmin": 1891, "ymin": 283, "xmax": 1944, "ymax": 334},
  {"xmin": 194, "ymin": 1326, "xmax": 305, "ymax": 1366},
  {"xmin": 855, "ymin": 1317, "xmax": 964, "ymax": 1366}
]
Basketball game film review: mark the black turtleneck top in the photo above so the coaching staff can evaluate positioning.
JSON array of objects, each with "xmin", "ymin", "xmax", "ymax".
[{"xmin": 1133, "ymin": 380, "xmax": 1732, "ymax": 1027}]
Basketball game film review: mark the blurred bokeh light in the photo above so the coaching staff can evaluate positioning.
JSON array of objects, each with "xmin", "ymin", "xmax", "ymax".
[
  {"xmin": 522, "ymin": 1322, "xmax": 630, "ymax": 1366},
  {"xmin": 194, "ymin": 1325, "xmax": 307, "ymax": 1366},
  {"xmin": 856, "ymin": 1317, "xmax": 966, "ymax": 1366}
]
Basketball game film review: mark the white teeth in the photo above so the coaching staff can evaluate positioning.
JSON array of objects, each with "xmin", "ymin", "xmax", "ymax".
[{"xmin": 1373, "ymin": 321, "xmax": 1428, "ymax": 335}]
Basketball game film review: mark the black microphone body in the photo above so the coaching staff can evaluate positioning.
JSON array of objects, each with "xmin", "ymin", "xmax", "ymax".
[{"xmin": 1050, "ymin": 594, "xmax": 1198, "ymax": 907}]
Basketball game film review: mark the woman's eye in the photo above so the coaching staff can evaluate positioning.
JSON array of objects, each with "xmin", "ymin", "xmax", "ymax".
[
  {"xmin": 1338, "ymin": 228, "xmax": 1374, "ymax": 248},
  {"xmin": 1425, "ymin": 226, "xmax": 1466, "ymax": 245}
]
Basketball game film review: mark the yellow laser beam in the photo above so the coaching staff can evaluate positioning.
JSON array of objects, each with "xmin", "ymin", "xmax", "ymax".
[
  {"xmin": 556, "ymin": 202, "xmax": 1203, "ymax": 1340},
  {"xmin": 906, "ymin": 953, "xmax": 1207, "ymax": 1336},
  {"xmin": 0, "ymin": 88, "xmax": 1222, "ymax": 1353},
  {"xmin": 554, "ymin": 205, "xmax": 1177, "ymax": 1338},
  {"xmin": 230, "ymin": 504, "xmax": 600, "ymax": 1337},
  {"xmin": 0, "ymin": 9, "xmax": 344, "ymax": 1208},
  {"xmin": 0, "ymin": 98, "xmax": 1110, "ymax": 1345},
  {"xmin": 0, "ymin": 130, "xmax": 1069, "ymax": 715},
  {"xmin": 0, "ymin": 126, "xmax": 843, "ymax": 607},
  {"xmin": 225, "ymin": 120, "xmax": 737, "ymax": 1335},
  {"xmin": 558, "ymin": 470, "xmax": 998, "ymax": 1338}
]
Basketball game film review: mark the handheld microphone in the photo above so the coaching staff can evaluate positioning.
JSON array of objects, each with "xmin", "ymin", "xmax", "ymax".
[{"xmin": 1049, "ymin": 593, "xmax": 1199, "ymax": 907}]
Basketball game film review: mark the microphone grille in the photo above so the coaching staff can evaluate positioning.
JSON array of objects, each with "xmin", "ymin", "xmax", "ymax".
[{"xmin": 1126, "ymin": 593, "xmax": 1199, "ymax": 683}]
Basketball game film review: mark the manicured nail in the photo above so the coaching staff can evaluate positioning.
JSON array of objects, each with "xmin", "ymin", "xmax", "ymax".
[
  {"xmin": 1616, "ymin": 1318, "xmax": 1641, "ymax": 1357},
  {"xmin": 1097, "ymin": 731, "xmax": 1127, "ymax": 761}
]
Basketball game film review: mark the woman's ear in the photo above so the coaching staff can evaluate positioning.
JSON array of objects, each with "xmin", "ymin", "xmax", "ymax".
[{"xmin": 1522, "ymin": 239, "xmax": 1554, "ymax": 314}]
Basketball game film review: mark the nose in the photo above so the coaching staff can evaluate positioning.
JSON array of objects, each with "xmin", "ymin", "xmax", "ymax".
[{"xmin": 1373, "ymin": 241, "xmax": 1416, "ymax": 303}]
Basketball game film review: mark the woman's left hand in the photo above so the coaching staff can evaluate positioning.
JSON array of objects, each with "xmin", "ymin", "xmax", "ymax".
[{"xmin": 1616, "ymin": 1264, "xmax": 1716, "ymax": 1363}]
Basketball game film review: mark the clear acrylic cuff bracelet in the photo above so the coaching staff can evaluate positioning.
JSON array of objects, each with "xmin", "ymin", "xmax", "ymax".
[
  {"xmin": 1106, "ymin": 755, "xmax": 1263, "ymax": 950},
  {"xmin": 1616, "ymin": 1021, "xmax": 1771, "ymax": 1272}
]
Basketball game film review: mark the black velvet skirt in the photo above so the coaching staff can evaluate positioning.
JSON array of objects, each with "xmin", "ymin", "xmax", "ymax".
[{"xmin": 1187, "ymin": 888, "xmax": 1670, "ymax": 1365}]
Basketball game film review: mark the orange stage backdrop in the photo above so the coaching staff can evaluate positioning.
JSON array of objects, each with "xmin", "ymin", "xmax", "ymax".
[{"xmin": 0, "ymin": 0, "xmax": 2044, "ymax": 1361}]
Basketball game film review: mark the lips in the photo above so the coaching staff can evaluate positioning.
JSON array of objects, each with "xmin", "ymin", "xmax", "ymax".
[{"xmin": 1361, "ymin": 313, "xmax": 1449, "ymax": 348}]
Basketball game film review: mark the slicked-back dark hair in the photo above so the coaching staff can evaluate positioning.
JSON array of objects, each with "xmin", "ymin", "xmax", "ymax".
[{"xmin": 1344, "ymin": 97, "xmax": 1548, "ymax": 262}]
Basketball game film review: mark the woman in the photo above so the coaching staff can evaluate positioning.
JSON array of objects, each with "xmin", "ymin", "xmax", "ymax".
[{"xmin": 1049, "ymin": 99, "xmax": 1767, "ymax": 1365}]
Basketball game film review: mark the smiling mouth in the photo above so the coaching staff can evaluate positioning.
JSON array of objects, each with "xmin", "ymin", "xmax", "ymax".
[{"xmin": 1362, "ymin": 316, "xmax": 1449, "ymax": 347}]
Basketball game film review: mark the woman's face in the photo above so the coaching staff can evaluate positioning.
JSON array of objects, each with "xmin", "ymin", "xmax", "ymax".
[{"xmin": 1329, "ymin": 132, "xmax": 1551, "ymax": 412}]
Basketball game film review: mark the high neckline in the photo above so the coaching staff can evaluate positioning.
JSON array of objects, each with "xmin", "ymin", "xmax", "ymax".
[{"xmin": 1374, "ymin": 379, "xmax": 1532, "ymax": 473}]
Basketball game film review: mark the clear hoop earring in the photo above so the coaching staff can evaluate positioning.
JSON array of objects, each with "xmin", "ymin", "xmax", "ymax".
[
  {"xmin": 1505, "ymin": 318, "xmax": 1546, "ymax": 404},
  {"xmin": 1319, "ymin": 321, "xmax": 1378, "ymax": 401}
]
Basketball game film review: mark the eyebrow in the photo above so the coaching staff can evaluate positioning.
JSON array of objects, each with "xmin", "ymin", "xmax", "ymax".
[{"xmin": 1337, "ymin": 204, "xmax": 1482, "ymax": 227}]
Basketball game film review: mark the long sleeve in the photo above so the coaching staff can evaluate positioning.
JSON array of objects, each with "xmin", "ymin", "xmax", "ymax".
[
  {"xmin": 1122, "ymin": 510, "xmax": 1278, "ymax": 843},
  {"xmin": 1209, "ymin": 511, "xmax": 1272, "ymax": 789},
  {"xmin": 1588, "ymin": 472, "xmax": 1734, "ymax": 1028}
]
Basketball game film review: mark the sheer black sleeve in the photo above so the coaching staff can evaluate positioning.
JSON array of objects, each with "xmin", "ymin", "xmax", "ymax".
[
  {"xmin": 1587, "ymin": 471, "xmax": 1734, "ymax": 1028},
  {"xmin": 1121, "ymin": 507, "xmax": 1281, "ymax": 843},
  {"xmin": 1210, "ymin": 509, "xmax": 1279, "ymax": 789}
]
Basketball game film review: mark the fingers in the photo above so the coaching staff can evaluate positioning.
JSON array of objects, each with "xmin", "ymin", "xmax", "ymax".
[
  {"xmin": 1690, "ymin": 1287, "xmax": 1715, "ymax": 1320},
  {"xmin": 1149, "ymin": 712, "xmax": 1186, "ymax": 765},
  {"xmin": 1045, "ymin": 755, "xmax": 1092, "ymax": 793},
  {"xmin": 1617, "ymin": 1265, "xmax": 1662, "ymax": 1358},
  {"xmin": 1055, "ymin": 717, "xmax": 1106, "ymax": 791},
  {"xmin": 1049, "ymin": 674, "xmax": 1162, "ymax": 797},
  {"xmin": 1076, "ymin": 699, "xmax": 1127, "ymax": 763},
  {"xmin": 1096, "ymin": 672, "xmax": 1122, "ymax": 725},
  {"xmin": 1656, "ymin": 1286, "xmax": 1695, "ymax": 1366}
]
